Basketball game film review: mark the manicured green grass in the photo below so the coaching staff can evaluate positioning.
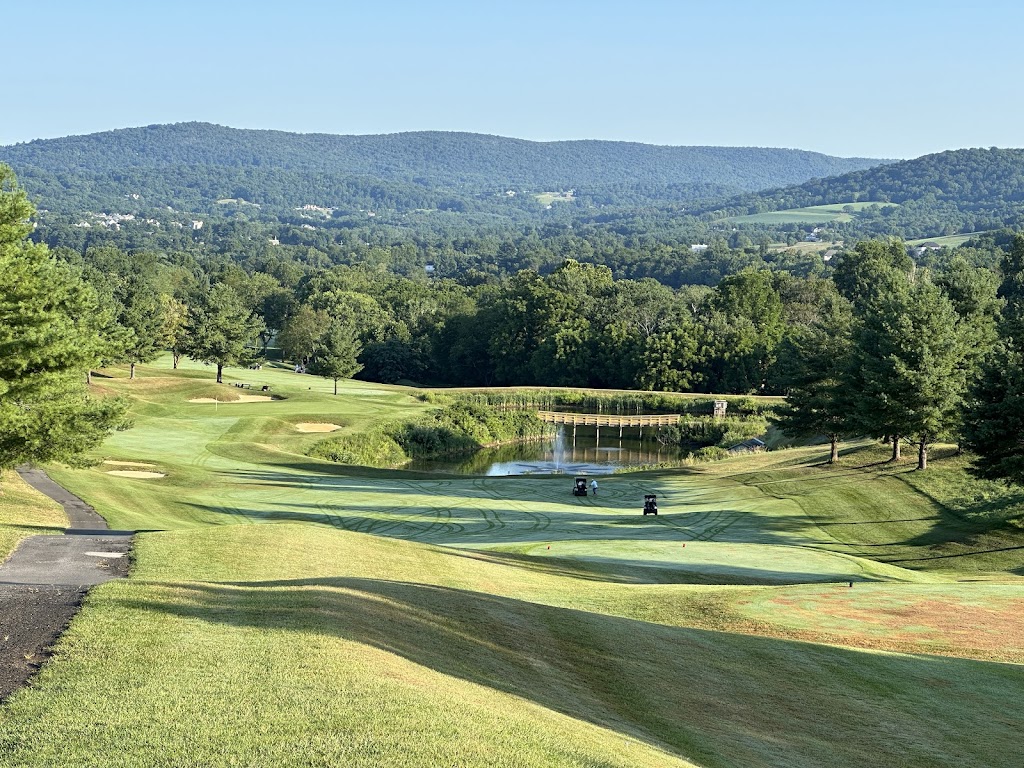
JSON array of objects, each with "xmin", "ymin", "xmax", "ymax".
[
  {"xmin": 0, "ymin": 470, "xmax": 66, "ymax": 561},
  {"xmin": 3, "ymin": 360, "xmax": 1024, "ymax": 767},
  {"xmin": 725, "ymin": 201, "xmax": 897, "ymax": 225},
  {"xmin": 906, "ymin": 232, "xmax": 991, "ymax": 248}
]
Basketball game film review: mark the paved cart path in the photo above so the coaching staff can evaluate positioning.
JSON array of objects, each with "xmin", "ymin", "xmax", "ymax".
[{"xmin": 0, "ymin": 468, "xmax": 132, "ymax": 699}]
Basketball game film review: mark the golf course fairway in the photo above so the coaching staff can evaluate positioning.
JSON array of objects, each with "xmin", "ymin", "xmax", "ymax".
[{"xmin": 1, "ymin": 358, "xmax": 1022, "ymax": 768}]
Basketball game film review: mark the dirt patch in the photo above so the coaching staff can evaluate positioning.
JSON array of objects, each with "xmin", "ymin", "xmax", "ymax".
[
  {"xmin": 295, "ymin": 422, "xmax": 342, "ymax": 433},
  {"xmin": 188, "ymin": 394, "xmax": 276, "ymax": 404},
  {"xmin": 105, "ymin": 470, "xmax": 166, "ymax": 479},
  {"xmin": 102, "ymin": 460, "xmax": 156, "ymax": 468},
  {"xmin": 0, "ymin": 586, "xmax": 85, "ymax": 701}
]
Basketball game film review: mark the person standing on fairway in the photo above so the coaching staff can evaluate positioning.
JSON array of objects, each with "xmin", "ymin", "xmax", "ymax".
[{"xmin": 590, "ymin": 479, "xmax": 598, "ymax": 496}]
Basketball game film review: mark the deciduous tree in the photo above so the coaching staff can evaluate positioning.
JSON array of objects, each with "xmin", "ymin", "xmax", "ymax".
[
  {"xmin": 181, "ymin": 284, "xmax": 260, "ymax": 384},
  {"xmin": 308, "ymin": 321, "xmax": 363, "ymax": 395}
]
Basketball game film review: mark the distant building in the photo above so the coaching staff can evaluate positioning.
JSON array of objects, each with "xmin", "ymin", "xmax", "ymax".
[
  {"xmin": 728, "ymin": 438, "xmax": 766, "ymax": 454},
  {"xmin": 691, "ymin": 244, "xmax": 709, "ymax": 252},
  {"xmin": 913, "ymin": 242, "xmax": 943, "ymax": 256}
]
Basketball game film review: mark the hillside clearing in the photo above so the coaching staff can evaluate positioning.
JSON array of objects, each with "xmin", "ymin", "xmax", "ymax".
[{"xmin": 725, "ymin": 201, "xmax": 898, "ymax": 225}]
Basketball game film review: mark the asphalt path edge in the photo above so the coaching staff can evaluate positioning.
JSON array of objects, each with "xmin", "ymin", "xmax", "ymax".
[{"xmin": 0, "ymin": 467, "xmax": 133, "ymax": 700}]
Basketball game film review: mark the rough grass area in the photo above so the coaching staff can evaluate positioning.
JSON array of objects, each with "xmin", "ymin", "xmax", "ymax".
[
  {"xmin": 4, "ymin": 357, "xmax": 1024, "ymax": 767},
  {"xmin": 0, "ymin": 470, "xmax": 66, "ymax": 561}
]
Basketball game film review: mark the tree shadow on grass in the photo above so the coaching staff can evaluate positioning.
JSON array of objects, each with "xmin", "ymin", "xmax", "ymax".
[{"xmin": 121, "ymin": 577, "xmax": 1024, "ymax": 768}]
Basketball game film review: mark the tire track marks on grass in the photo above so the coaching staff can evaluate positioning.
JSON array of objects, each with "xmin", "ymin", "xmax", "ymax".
[
  {"xmin": 311, "ymin": 478, "xmax": 477, "ymax": 540},
  {"xmin": 472, "ymin": 478, "xmax": 552, "ymax": 533}
]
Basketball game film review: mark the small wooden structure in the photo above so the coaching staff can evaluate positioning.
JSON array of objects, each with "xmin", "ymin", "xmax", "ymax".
[
  {"xmin": 538, "ymin": 411, "xmax": 680, "ymax": 428},
  {"xmin": 728, "ymin": 437, "xmax": 766, "ymax": 454},
  {"xmin": 713, "ymin": 400, "xmax": 728, "ymax": 419},
  {"xmin": 643, "ymin": 494, "xmax": 658, "ymax": 515},
  {"xmin": 539, "ymin": 410, "xmax": 680, "ymax": 444},
  {"xmin": 573, "ymin": 477, "xmax": 589, "ymax": 496}
]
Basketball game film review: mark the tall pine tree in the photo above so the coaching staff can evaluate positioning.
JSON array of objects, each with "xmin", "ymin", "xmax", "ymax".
[
  {"xmin": 851, "ymin": 277, "xmax": 969, "ymax": 470},
  {"xmin": 0, "ymin": 165, "xmax": 129, "ymax": 468}
]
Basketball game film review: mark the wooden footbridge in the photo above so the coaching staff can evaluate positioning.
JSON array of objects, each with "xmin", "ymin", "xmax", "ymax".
[
  {"xmin": 537, "ymin": 411, "xmax": 680, "ymax": 428},
  {"xmin": 537, "ymin": 410, "xmax": 679, "ymax": 442}
]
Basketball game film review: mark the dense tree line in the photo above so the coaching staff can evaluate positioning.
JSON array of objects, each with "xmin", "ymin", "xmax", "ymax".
[
  {"xmin": 33, "ymin": 203, "xmax": 829, "ymax": 290},
  {"xmin": 775, "ymin": 240, "xmax": 1004, "ymax": 470}
]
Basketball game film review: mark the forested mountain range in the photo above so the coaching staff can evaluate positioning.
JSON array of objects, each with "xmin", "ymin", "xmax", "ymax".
[
  {"xmin": 0, "ymin": 123, "xmax": 887, "ymax": 215},
  {"xmin": 701, "ymin": 148, "xmax": 1024, "ymax": 239}
]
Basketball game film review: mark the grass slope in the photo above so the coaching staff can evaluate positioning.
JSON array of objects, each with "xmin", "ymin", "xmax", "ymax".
[
  {"xmin": 1, "ymin": 359, "xmax": 1023, "ymax": 766},
  {"xmin": 0, "ymin": 470, "xmax": 66, "ymax": 561},
  {"xmin": 4, "ymin": 525, "xmax": 1022, "ymax": 768}
]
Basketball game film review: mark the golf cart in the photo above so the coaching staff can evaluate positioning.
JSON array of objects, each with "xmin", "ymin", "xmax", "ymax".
[
  {"xmin": 643, "ymin": 494, "xmax": 658, "ymax": 515},
  {"xmin": 573, "ymin": 477, "xmax": 589, "ymax": 496}
]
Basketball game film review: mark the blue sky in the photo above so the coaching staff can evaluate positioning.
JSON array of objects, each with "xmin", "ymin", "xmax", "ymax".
[{"xmin": 6, "ymin": 0, "xmax": 1021, "ymax": 158}]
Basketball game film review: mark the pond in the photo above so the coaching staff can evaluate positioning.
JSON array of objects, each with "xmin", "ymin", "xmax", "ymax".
[{"xmin": 404, "ymin": 425, "xmax": 690, "ymax": 475}]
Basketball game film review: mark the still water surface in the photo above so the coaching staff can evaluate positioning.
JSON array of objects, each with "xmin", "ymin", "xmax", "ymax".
[{"xmin": 405, "ymin": 425, "xmax": 689, "ymax": 475}]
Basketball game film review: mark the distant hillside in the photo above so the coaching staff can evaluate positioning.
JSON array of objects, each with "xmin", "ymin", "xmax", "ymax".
[
  {"xmin": 0, "ymin": 123, "xmax": 887, "ymax": 214},
  {"xmin": 699, "ymin": 147, "xmax": 1024, "ymax": 239}
]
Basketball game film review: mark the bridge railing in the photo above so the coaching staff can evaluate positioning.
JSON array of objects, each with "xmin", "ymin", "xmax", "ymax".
[{"xmin": 536, "ymin": 411, "xmax": 680, "ymax": 428}]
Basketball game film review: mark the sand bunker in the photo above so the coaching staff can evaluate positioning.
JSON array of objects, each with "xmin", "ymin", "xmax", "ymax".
[
  {"xmin": 188, "ymin": 394, "xmax": 275, "ymax": 404},
  {"xmin": 105, "ymin": 470, "xmax": 166, "ymax": 479},
  {"xmin": 102, "ymin": 460, "xmax": 156, "ymax": 468},
  {"xmin": 295, "ymin": 422, "xmax": 342, "ymax": 433}
]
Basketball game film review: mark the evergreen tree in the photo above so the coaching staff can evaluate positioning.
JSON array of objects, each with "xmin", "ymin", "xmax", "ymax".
[
  {"xmin": 835, "ymin": 240, "xmax": 914, "ymax": 458},
  {"xmin": 851, "ymin": 277, "xmax": 969, "ymax": 469},
  {"xmin": 0, "ymin": 165, "xmax": 129, "ymax": 468},
  {"xmin": 833, "ymin": 240, "xmax": 913, "ymax": 311}
]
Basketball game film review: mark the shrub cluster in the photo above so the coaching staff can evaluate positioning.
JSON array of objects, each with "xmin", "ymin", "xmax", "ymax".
[{"xmin": 310, "ymin": 399, "xmax": 552, "ymax": 468}]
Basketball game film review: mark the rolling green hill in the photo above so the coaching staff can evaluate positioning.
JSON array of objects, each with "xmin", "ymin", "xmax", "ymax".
[
  {"xmin": 701, "ymin": 147, "xmax": 1024, "ymax": 240},
  {"xmin": 0, "ymin": 123, "xmax": 887, "ymax": 215}
]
